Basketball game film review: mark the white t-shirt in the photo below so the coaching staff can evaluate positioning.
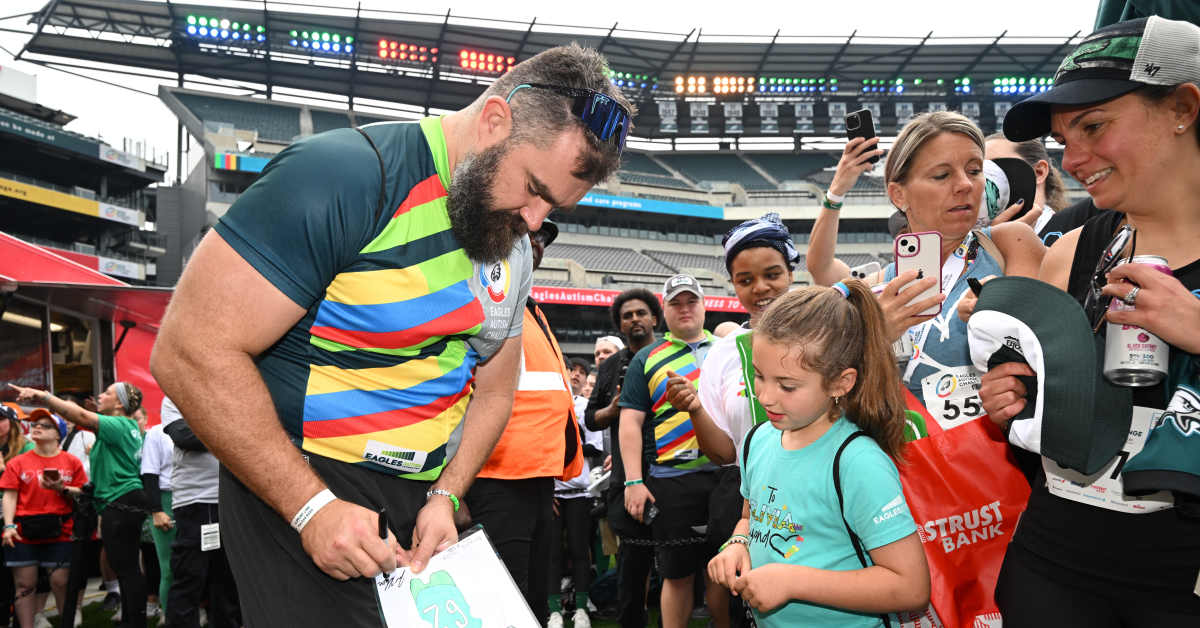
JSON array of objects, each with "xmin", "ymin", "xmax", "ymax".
[
  {"xmin": 63, "ymin": 428, "xmax": 96, "ymax": 479},
  {"xmin": 698, "ymin": 327, "xmax": 754, "ymax": 466},
  {"xmin": 160, "ymin": 397, "xmax": 220, "ymax": 509},
  {"xmin": 554, "ymin": 397, "xmax": 606, "ymax": 495},
  {"xmin": 140, "ymin": 423, "xmax": 175, "ymax": 491}
]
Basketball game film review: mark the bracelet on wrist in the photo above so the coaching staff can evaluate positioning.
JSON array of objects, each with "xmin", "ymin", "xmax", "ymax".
[
  {"xmin": 426, "ymin": 488, "xmax": 461, "ymax": 512},
  {"xmin": 719, "ymin": 534, "xmax": 750, "ymax": 553},
  {"xmin": 825, "ymin": 189, "xmax": 846, "ymax": 204},
  {"xmin": 623, "ymin": 479, "xmax": 644, "ymax": 487},
  {"xmin": 3, "ymin": 524, "xmax": 16, "ymax": 530},
  {"xmin": 289, "ymin": 488, "xmax": 336, "ymax": 533},
  {"xmin": 822, "ymin": 194, "xmax": 844, "ymax": 211}
]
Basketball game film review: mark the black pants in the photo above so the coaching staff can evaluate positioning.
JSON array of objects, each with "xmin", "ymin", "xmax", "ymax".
[
  {"xmin": 615, "ymin": 539, "xmax": 655, "ymax": 628},
  {"xmin": 465, "ymin": 477, "xmax": 554, "ymax": 624},
  {"xmin": 167, "ymin": 503, "xmax": 240, "ymax": 628},
  {"xmin": 996, "ymin": 544, "xmax": 1200, "ymax": 627},
  {"xmin": 221, "ymin": 455, "xmax": 429, "ymax": 628},
  {"xmin": 100, "ymin": 491, "xmax": 149, "ymax": 628},
  {"xmin": 0, "ymin": 546, "xmax": 11, "ymax": 626},
  {"xmin": 548, "ymin": 496, "xmax": 594, "ymax": 602}
]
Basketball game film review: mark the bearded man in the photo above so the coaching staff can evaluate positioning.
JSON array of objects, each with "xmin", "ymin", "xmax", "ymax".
[{"xmin": 150, "ymin": 44, "xmax": 633, "ymax": 626}]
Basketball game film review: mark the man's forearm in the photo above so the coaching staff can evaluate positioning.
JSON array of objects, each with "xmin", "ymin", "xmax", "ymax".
[
  {"xmin": 151, "ymin": 337, "xmax": 325, "ymax": 522},
  {"xmin": 618, "ymin": 411, "xmax": 645, "ymax": 482},
  {"xmin": 431, "ymin": 389, "xmax": 512, "ymax": 497}
]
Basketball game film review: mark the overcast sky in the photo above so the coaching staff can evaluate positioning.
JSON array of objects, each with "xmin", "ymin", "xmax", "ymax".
[{"xmin": 0, "ymin": 0, "xmax": 1099, "ymax": 180}]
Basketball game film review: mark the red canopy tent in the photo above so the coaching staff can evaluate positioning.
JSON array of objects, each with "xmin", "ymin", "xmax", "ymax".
[{"xmin": 0, "ymin": 231, "xmax": 172, "ymax": 424}]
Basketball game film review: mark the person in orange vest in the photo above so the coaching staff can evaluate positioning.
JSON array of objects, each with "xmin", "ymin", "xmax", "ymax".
[{"xmin": 466, "ymin": 219, "xmax": 584, "ymax": 626}]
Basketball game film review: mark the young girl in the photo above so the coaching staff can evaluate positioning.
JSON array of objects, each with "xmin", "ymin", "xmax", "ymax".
[{"xmin": 707, "ymin": 281, "xmax": 929, "ymax": 627}]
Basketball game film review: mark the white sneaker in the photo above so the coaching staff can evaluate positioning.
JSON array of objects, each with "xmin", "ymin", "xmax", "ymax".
[
  {"xmin": 572, "ymin": 608, "xmax": 591, "ymax": 628},
  {"xmin": 75, "ymin": 609, "xmax": 83, "ymax": 628},
  {"xmin": 33, "ymin": 612, "xmax": 53, "ymax": 628},
  {"xmin": 547, "ymin": 611, "xmax": 564, "ymax": 628}
]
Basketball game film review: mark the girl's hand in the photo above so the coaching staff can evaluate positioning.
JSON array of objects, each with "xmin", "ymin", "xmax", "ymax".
[
  {"xmin": 988, "ymin": 199, "xmax": 1043, "ymax": 228},
  {"xmin": 829, "ymin": 137, "xmax": 883, "ymax": 197},
  {"xmin": 1101, "ymin": 264, "xmax": 1200, "ymax": 354},
  {"xmin": 707, "ymin": 542, "xmax": 750, "ymax": 591},
  {"xmin": 2, "ymin": 527, "xmax": 19, "ymax": 548},
  {"xmin": 876, "ymin": 270, "xmax": 944, "ymax": 342},
  {"xmin": 623, "ymin": 483, "xmax": 655, "ymax": 523},
  {"xmin": 733, "ymin": 564, "xmax": 795, "ymax": 613}
]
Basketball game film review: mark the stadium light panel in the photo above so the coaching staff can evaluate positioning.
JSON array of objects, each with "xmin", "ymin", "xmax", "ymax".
[{"xmin": 458, "ymin": 48, "xmax": 515, "ymax": 74}]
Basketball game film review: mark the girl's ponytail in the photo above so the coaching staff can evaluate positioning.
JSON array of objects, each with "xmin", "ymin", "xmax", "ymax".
[{"xmin": 841, "ymin": 280, "xmax": 907, "ymax": 458}]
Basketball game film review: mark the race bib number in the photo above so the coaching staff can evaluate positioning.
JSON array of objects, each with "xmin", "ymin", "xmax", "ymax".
[
  {"xmin": 1044, "ymin": 406, "xmax": 1173, "ymax": 514},
  {"xmin": 920, "ymin": 366, "xmax": 984, "ymax": 431},
  {"xmin": 200, "ymin": 523, "xmax": 221, "ymax": 552}
]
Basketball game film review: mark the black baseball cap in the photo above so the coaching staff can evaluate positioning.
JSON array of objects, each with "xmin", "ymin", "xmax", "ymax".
[
  {"xmin": 968, "ymin": 277, "xmax": 1132, "ymax": 475},
  {"xmin": 1005, "ymin": 16, "xmax": 1200, "ymax": 141}
]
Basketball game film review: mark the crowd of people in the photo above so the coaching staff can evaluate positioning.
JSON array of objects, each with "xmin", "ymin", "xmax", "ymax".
[{"xmin": 0, "ymin": 13, "xmax": 1198, "ymax": 628}]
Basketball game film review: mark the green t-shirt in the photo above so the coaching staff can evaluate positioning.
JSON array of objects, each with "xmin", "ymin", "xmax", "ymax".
[{"xmin": 91, "ymin": 414, "xmax": 144, "ymax": 510}]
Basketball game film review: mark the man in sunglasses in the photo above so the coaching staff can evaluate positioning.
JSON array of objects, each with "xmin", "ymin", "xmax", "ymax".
[{"xmin": 151, "ymin": 44, "xmax": 633, "ymax": 626}]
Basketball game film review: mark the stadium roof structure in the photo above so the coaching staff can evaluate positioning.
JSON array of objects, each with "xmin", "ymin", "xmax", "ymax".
[{"xmin": 16, "ymin": 0, "xmax": 1083, "ymax": 137}]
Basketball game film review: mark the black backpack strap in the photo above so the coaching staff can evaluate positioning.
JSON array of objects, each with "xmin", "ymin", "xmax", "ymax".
[
  {"xmin": 352, "ymin": 126, "xmax": 388, "ymax": 224},
  {"xmin": 833, "ymin": 430, "xmax": 893, "ymax": 628},
  {"xmin": 742, "ymin": 420, "xmax": 769, "ymax": 468}
]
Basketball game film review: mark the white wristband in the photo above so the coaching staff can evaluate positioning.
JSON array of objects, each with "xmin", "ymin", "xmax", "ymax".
[
  {"xmin": 825, "ymin": 189, "xmax": 846, "ymax": 204},
  {"xmin": 290, "ymin": 489, "xmax": 336, "ymax": 533}
]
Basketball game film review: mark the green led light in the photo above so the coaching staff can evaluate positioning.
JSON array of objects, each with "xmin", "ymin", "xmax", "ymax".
[
  {"xmin": 220, "ymin": 19, "xmax": 230, "ymax": 29},
  {"xmin": 914, "ymin": 78, "xmax": 922, "ymax": 85},
  {"xmin": 290, "ymin": 30, "xmax": 297, "ymax": 37},
  {"xmin": 962, "ymin": 77, "xmax": 970, "ymax": 85},
  {"xmin": 187, "ymin": 15, "xmax": 196, "ymax": 25},
  {"xmin": 896, "ymin": 78, "xmax": 904, "ymax": 85},
  {"xmin": 198, "ymin": 16, "xmax": 208, "ymax": 26},
  {"xmin": 332, "ymin": 34, "xmax": 340, "ymax": 42},
  {"xmin": 322, "ymin": 32, "xmax": 330, "ymax": 41},
  {"xmin": 831, "ymin": 78, "xmax": 837, "ymax": 84},
  {"xmin": 243, "ymin": 24, "xmax": 250, "ymax": 31},
  {"xmin": 257, "ymin": 25, "xmax": 265, "ymax": 33},
  {"xmin": 232, "ymin": 22, "xmax": 240, "ymax": 30}
]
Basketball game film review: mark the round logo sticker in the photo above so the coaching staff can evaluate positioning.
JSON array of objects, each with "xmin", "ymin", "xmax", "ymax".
[
  {"xmin": 936, "ymin": 373, "xmax": 958, "ymax": 398},
  {"xmin": 480, "ymin": 260, "xmax": 511, "ymax": 303}
]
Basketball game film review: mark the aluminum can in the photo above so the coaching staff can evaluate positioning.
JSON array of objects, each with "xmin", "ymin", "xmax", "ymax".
[{"xmin": 1104, "ymin": 255, "xmax": 1171, "ymax": 387}]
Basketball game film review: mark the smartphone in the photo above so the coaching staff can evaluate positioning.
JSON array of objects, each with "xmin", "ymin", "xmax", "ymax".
[
  {"xmin": 845, "ymin": 109, "xmax": 879, "ymax": 164},
  {"xmin": 894, "ymin": 231, "xmax": 943, "ymax": 316},
  {"xmin": 643, "ymin": 500, "xmax": 659, "ymax": 525},
  {"xmin": 42, "ymin": 469, "xmax": 60, "ymax": 482},
  {"xmin": 849, "ymin": 261, "xmax": 881, "ymax": 283}
]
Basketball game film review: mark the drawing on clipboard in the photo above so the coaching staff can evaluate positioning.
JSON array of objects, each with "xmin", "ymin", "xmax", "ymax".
[{"xmin": 376, "ymin": 526, "xmax": 538, "ymax": 628}]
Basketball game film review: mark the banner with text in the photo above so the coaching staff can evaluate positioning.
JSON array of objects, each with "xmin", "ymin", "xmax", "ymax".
[
  {"xmin": 532, "ymin": 285, "xmax": 745, "ymax": 313},
  {"xmin": 0, "ymin": 177, "xmax": 144, "ymax": 227},
  {"xmin": 577, "ymin": 192, "xmax": 723, "ymax": 219}
]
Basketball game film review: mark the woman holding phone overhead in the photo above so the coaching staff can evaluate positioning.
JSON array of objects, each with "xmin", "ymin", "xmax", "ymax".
[{"xmin": 807, "ymin": 111, "xmax": 1044, "ymax": 425}]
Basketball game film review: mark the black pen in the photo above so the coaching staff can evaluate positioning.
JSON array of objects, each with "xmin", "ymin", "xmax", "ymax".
[{"xmin": 378, "ymin": 507, "xmax": 388, "ymax": 539}]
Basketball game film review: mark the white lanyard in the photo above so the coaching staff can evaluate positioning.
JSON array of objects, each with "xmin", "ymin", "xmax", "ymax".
[{"xmin": 902, "ymin": 233, "xmax": 974, "ymax": 383}]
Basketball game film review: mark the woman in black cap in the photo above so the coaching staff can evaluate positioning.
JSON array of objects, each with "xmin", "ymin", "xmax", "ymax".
[{"xmin": 980, "ymin": 15, "xmax": 1200, "ymax": 625}]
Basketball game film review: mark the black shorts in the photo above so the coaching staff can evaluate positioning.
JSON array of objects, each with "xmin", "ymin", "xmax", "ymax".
[
  {"xmin": 220, "ymin": 453, "xmax": 429, "ymax": 628},
  {"xmin": 646, "ymin": 470, "xmax": 718, "ymax": 579}
]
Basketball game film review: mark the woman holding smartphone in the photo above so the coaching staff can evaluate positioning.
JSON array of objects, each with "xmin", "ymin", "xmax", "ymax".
[
  {"xmin": 806, "ymin": 112, "xmax": 1044, "ymax": 423},
  {"xmin": 0, "ymin": 409, "xmax": 86, "ymax": 628},
  {"xmin": 979, "ymin": 16, "xmax": 1200, "ymax": 624},
  {"xmin": 7, "ymin": 382, "xmax": 148, "ymax": 628}
]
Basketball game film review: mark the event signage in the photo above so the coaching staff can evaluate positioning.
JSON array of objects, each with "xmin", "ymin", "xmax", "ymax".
[
  {"xmin": 577, "ymin": 192, "xmax": 723, "ymax": 219},
  {"xmin": 531, "ymin": 285, "xmax": 746, "ymax": 313},
  {"xmin": 98, "ymin": 202, "xmax": 144, "ymax": 227},
  {"xmin": 98, "ymin": 256, "xmax": 145, "ymax": 280},
  {"xmin": 0, "ymin": 176, "xmax": 144, "ymax": 227},
  {"xmin": 98, "ymin": 144, "xmax": 147, "ymax": 173},
  {"xmin": 213, "ymin": 152, "xmax": 271, "ymax": 173},
  {"xmin": 0, "ymin": 109, "xmax": 98, "ymax": 156}
]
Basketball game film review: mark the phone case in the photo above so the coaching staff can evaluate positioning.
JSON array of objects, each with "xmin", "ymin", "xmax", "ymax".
[
  {"xmin": 894, "ymin": 231, "xmax": 943, "ymax": 316},
  {"xmin": 849, "ymin": 261, "xmax": 882, "ymax": 282},
  {"xmin": 844, "ymin": 109, "xmax": 879, "ymax": 164}
]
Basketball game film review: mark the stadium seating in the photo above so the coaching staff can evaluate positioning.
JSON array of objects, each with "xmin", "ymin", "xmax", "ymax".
[
  {"xmin": 656, "ymin": 154, "xmax": 774, "ymax": 190},
  {"xmin": 311, "ymin": 109, "xmax": 352, "ymax": 134},
  {"xmin": 747, "ymin": 153, "xmax": 837, "ymax": 183},
  {"xmin": 175, "ymin": 92, "xmax": 301, "ymax": 142},
  {"xmin": 808, "ymin": 170, "xmax": 888, "ymax": 196},
  {"xmin": 643, "ymin": 250, "xmax": 727, "ymax": 277},
  {"xmin": 621, "ymin": 152, "xmax": 671, "ymax": 176},
  {"xmin": 543, "ymin": 243, "xmax": 675, "ymax": 275},
  {"xmin": 617, "ymin": 171, "xmax": 694, "ymax": 190}
]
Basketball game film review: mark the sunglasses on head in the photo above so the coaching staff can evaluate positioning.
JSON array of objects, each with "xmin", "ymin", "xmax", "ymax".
[
  {"xmin": 1082, "ymin": 224, "xmax": 1135, "ymax": 332},
  {"xmin": 506, "ymin": 83, "xmax": 630, "ymax": 153}
]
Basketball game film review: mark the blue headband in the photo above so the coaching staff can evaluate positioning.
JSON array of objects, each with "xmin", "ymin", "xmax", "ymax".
[
  {"xmin": 722, "ymin": 212, "xmax": 800, "ymax": 273},
  {"xmin": 832, "ymin": 282, "xmax": 851, "ymax": 299}
]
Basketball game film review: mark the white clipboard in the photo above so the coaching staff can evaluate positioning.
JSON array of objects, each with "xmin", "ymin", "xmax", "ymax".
[{"xmin": 375, "ymin": 526, "xmax": 538, "ymax": 628}]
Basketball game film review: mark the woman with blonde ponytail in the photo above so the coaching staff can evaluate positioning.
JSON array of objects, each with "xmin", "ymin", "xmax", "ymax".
[{"xmin": 706, "ymin": 281, "xmax": 929, "ymax": 628}]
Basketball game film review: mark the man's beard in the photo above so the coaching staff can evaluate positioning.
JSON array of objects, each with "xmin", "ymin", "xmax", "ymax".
[{"xmin": 446, "ymin": 141, "xmax": 529, "ymax": 263}]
